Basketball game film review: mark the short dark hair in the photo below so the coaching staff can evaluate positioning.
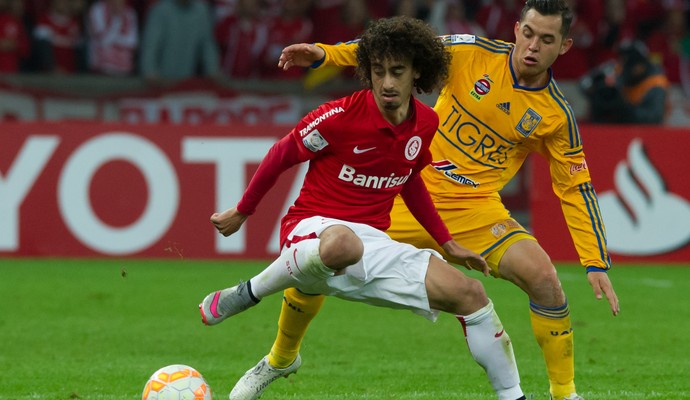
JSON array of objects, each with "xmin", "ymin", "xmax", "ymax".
[
  {"xmin": 355, "ymin": 16, "xmax": 450, "ymax": 94},
  {"xmin": 520, "ymin": 0, "xmax": 573, "ymax": 38}
]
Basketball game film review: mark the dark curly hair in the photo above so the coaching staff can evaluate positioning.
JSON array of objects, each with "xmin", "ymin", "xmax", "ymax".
[{"xmin": 355, "ymin": 16, "xmax": 450, "ymax": 95}]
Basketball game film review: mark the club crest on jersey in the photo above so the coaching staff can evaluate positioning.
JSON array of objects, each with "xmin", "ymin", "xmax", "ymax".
[
  {"xmin": 405, "ymin": 136, "xmax": 422, "ymax": 160},
  {"xmin": 431, "ymin": 160, "xmax": 479, "ymax": 188},
  {"xmin": 302, "ymin": 129, "xmax": 329, "ymax": 152},
  {"xmin": 516, "ymin": 108, "xmax": 542, "ymax": 137},
  {"xmin": 470, "ymin": 74, "xmax": 493, "ymax": 102}
]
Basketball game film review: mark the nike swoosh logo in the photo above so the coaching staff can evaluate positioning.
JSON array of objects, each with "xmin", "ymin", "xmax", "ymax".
[
  {"xmin": 495, "ymin": 329, "xmax": 505, "ymax": 338},
  {"xmin": 353, "ymin": 146, "xmax": 376, "ymax": 154}
]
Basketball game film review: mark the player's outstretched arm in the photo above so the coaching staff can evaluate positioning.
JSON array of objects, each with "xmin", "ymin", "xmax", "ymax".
[
  {"xmin": 441, "ymin": 240, "xmax": 491, "ymax": 277},
  {"xmin": 278, "ymin": 43, "xmax": 326, "ymax": 70},
  {"xmin": 587, "ymin": 271, "xmax": 620, "ymax": 316},
  {"xmin": 210, "ymin": 207, "xmax": 248, "ymax": 237}
]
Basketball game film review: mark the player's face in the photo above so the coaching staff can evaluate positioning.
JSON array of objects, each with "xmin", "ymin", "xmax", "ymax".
[
  {"xmin": 512, "ymin": 8, "xmax": 573, "ymax": 87},
  {"xmin": 370, "ymin": 57, "xmax": 420, "ymax": 123}
]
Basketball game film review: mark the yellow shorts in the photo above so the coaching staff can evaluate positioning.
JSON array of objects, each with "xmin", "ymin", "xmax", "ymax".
[{"xmin": 387, "ymin": 195, "xmax": 536, "ymax": 275}]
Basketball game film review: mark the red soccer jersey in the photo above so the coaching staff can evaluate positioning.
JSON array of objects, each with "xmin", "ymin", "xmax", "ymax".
[{"xmin": 280, "ymin": 89, "xmax": 438, "ymax": 240}]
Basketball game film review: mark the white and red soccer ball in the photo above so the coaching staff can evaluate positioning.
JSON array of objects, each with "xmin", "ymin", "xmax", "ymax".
[{"xmin": 142, "ymin": 364, "xmax": 212, "ymax": 400}]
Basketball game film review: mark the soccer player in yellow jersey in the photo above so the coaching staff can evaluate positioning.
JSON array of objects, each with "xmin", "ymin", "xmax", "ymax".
[{"xmin": 230, "ymin": 1, "xmax": 620, "ymax": 400}]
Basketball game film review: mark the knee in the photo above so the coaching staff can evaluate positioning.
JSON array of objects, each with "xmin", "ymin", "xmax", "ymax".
[
  {"xmin": 319, "ymin": 226, "xmax": 363, "ymax": 269},
  {"xmin": 529, "ymin": 265, "xmax": 566, "ymax": 304},
  {"xmin": 448, "ymin": 277, "xmax": 489, "ymax": 315},
  {"xmin": 464, "ymin": 278, "xmax": 488, "ymax": 304}
]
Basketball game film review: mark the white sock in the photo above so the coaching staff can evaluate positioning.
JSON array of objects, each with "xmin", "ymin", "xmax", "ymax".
[
  {"xmin": 457, "ymin": 300, "xmax": 524, "ymax": 400},
  {"xmin": 249, "ymin": 239, "xmax": 335, "ymax": 299}
]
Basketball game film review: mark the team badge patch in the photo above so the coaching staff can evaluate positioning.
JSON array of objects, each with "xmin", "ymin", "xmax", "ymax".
[
  {"xmin": 302, "ymin": 129, "xmax": 329, "ymax": 152},
  {"xmin": 516, "ymin": 108, "xmax": 542, "ymax": 137},
  {"xmin": 405, "ymin": 136, "xmax": 422, "ymax": 160}
]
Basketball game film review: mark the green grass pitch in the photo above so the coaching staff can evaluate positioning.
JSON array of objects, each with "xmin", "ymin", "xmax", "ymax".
[{"xmin": 1, "ymin": 259, "xmax": 689, "ymax": 399}]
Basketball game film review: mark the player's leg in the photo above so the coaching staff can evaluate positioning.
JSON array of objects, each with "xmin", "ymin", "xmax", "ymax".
[
  {"xmin": 495, "ymin": 239, "xmax": 577, "ymax": 400},
  {"xmin": 269, "ymin": 288, "xmax": 325, "ymax": 368},
  {"xmin": 262, "ymin": 199, "xmax": 435, "ymax": 369},
  {"xmin": 424, "ymin": 256, "xmax": 525, "ymax": 400},
  {"xmin": 228, "ymin": 289, "xmax": 325, "ymax": 400},
  {"xmin": 200, "ymin": 221, "xmax": 360, "ymax": 326}
]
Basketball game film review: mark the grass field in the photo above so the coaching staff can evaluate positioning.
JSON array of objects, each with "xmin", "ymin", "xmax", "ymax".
[{"xmin": 1, "ymin": 259, "xmax": 689, "ymax": 400}]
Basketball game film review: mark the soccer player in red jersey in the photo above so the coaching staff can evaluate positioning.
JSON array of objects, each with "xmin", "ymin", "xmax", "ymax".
[{"xmin": 199, "ymin": 16, "xmax": 527, "ymax": 400}]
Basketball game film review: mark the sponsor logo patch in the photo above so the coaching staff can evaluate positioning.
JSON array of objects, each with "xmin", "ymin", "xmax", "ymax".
[
  {"xmin": 569, "ymin": 159, "xmax": 588, "ymax": 175},
  {"xmin": 431, "ymin": 160, "xmax": 479, "ymax": 188},
  {"xmin": 496, "ymin": 102, "xmax": 511, "ymax": 115},
  {"xmin": 353, "ymin": 145, "xmax": 376, "ymax": 154},
  {"xmin": 469, "ymin": 74, "xmax": 493, "ymax": 102},
  {"xmin": 338, "ymin": 164, "xmax": 411, "ymax": 189},
  {"xmin": 299, "ymin": 106, "xmax": 345, "ymax": 137}
]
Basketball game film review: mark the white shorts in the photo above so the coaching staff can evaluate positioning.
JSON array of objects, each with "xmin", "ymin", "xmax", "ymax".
[{"xmin": 284, "ymin": 216, "xmax": 443, "ymax": 321}]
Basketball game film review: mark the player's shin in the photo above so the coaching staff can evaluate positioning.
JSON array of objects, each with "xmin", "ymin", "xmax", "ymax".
[
  {"xmin": 457, "ymin": 300, "xmax": 524, "ymax": 400},
  {"xmin": 269, "ymin": 288, "xmax": 326, "ymax": 368},
  {"xmin": 529, "ymin": 301, "xmax": 576, "ymax": 398},
  {"xmin": 249, "ymin": 238, "xmax": 335, "ymax": 299}
]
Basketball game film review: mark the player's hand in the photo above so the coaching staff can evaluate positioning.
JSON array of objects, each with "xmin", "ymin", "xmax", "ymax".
[
  {"xmin": 441, "ymin": 240, "xmax": 491, "ymax": 277},
  {"xmin": 278, "ymin": 43, "xmax": 325, "ymax": 70},
  {"xmin": 210, "ymin": 207, "xmax": 248, "ymax": 237},
  {"xmin": 587, "ymin": 270, "xmax": 620, "ymax": 316}
]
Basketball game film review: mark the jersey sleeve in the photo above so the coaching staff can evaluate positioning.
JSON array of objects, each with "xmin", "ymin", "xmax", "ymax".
[
  {"xmin": 399, "ymin": 174, "xmax": 453, "ymax": 245},
  {"xmin": 313, "ymin": 41, "xmax": 359, "ymax": 68},
  {"xmin": 236, "ymin": 135, "xmax": 302, "ymax": 215},
  {"xmin": 540, "ymin": 120, "xmax": 612, "ymax": 271}
]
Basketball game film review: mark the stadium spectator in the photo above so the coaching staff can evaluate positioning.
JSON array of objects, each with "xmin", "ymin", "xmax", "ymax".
[
  {"xmin": 32, "ymin": 0, "xmax": 83, "ymax": 73},
  {"xmin": 550, "ymin": 0, "xmax": 600, "ymax": 79},
  {"xmin": 258, "ymin": 2, "xmax": 622, "ymax": 400},
  {"xmin": 201, "ymin": 16, "xmax": 526, "ymax": 400},
  {"xmin": 86, "ymin": 0, "xmax": 139, "ymax": 75},
  {"xmin": 474, "ymin": 0, "xmax": 521, "ymax": 42},
  {"xmin": 311, "ymin": 0, "xmax": 369, "ymax": 44},
  {"xmin": 592, "ymin": 0, "xmax": 635, "ymax": 66},
  {"xmin": 215, "ymin": 0, "xmax": 268, "ymax": 78},
  {"xmin": 428, "ymin": 0, "xmax": 486, "ymax": 36},
  {"xmin": 260, "ymin": 0, "xmax": 313, "ymax": 79},
  {"xmin": 0, "ymin": 0, "xmax": 30, "ymax": 72},
  {"xmin": 581, "ymin": 39, "xmax": 669, "ymax": 124},
  {"xmin": 643, "ymin": 1, "xmax": 688, "ymax": 84},
  {"xmin": 139, "ymin": 0, "xmax": 220, "ymax": 85}
]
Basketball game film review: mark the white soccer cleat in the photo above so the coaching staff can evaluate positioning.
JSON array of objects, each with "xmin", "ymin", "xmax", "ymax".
[
  {"xmin": 199, "ymin": 281, "xmax": 258, "ymax": 326},
  {"xmin": 229, "ymin": 355, "xmax": 302, "ymax": 400}
]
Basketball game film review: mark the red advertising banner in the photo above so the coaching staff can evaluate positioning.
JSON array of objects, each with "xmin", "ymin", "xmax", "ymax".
[
  {"xmin": 531, "ymin": 124, "xmax": 690, "ymax": 263},
  {"xmin": 0, "ymin": 80, "xmax": 302, "ymax": 125},
  {"xmin": 0, "ymin": 122, "xmax": 305, "ymax": 259}
]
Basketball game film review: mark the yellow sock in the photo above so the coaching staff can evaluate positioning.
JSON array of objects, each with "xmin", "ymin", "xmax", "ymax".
[
  {"xmin": 529, "ymin": 302, "xmax": 576, "ymax": 398},
  {"xmin": 268, "ymin": 288, "xmax": 325, "ymax": 368}
]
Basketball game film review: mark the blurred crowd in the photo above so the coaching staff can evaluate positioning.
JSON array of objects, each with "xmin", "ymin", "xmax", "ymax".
[{"xmin": 1, "ymin": 0, "xmax": 689, "ymax": 88}]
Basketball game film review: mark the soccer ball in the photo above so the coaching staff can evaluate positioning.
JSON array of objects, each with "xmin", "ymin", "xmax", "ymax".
[{"xmin": 142, "ymin": 364, "xmax": 212, "ymax": 400}]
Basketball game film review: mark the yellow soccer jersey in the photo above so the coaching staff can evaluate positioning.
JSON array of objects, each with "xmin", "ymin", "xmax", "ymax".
[{"xmin": 315, "ymin": 35, "xmax": 611, "ymax": 270}]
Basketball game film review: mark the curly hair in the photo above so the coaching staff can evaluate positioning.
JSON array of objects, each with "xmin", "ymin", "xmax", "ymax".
[{"xmin": 355, "ymin": 16, "xmax": 450, "ymax": 95}]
